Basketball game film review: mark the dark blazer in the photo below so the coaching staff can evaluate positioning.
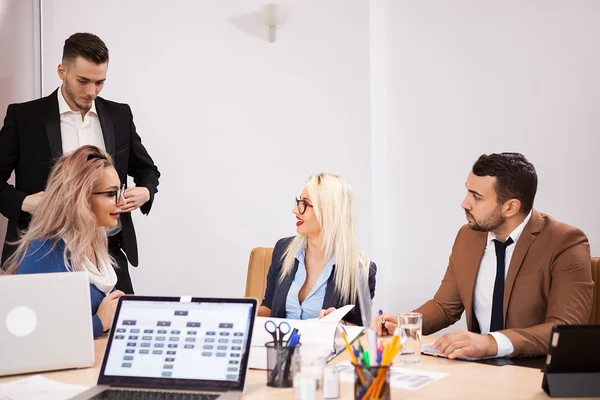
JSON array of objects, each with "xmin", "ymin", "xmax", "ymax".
[
  {"xmin": 0, "ymin": 89, "xmax": 160, "ymax": 266},
  {"xmin": 261, "ymin": 236, "xmax": 377, "ymax": 326},
  {"xmin": 16, "ymin": 239, "xmax": 108, "ymax": 338}
]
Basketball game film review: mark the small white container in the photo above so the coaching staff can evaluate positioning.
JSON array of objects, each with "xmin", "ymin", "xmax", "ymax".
[{"xmin": 322, "ymin": 365, "xmax": 340, "ymax": 398}]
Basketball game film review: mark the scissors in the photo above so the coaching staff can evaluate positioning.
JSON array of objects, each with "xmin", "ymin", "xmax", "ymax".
[{"xmin": 264, "ymin": 320, "xmax": 291, "ymax": 346}]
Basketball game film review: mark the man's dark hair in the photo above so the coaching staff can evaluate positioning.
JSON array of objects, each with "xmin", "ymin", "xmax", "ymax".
[
  {"xmin": 472, "ymin": 152, "xmax": 538, "ymax": 214},
  {"xmin": 62, "ymin": 33, "xmax": 109, "ymax": 65}
]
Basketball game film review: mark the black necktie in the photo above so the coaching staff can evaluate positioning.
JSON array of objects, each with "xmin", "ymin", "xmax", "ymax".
[{"xmin": 490, "ymin": 237, "xmax": 514, "ymax": 332}]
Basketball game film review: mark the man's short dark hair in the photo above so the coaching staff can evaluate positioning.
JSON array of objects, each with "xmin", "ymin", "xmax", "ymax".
[
  {"xmin": 62, "ymin": 33, "xmax": 109, "ymax": 65},
  {"xmin": 472, "ymin": 152, "xmax": 538, "ymax": 214}
]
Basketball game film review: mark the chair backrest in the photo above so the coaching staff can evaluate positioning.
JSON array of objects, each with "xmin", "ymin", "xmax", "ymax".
[
  {"xmin": 590, "ymin": 257, "xmax": 600, "ymax": 324},
  {"xmin": 245, "ymin": 247, "xmax": 274, "ymax": 301}
]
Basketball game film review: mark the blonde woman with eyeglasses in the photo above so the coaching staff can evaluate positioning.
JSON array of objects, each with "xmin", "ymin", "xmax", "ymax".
[
  {"xmin": 3, "ymin": 145, "xmax": 126, "ymax": 337},
  {"xmin": 258, "ymin": 173, "xmax": 377, "ymax": 326}
]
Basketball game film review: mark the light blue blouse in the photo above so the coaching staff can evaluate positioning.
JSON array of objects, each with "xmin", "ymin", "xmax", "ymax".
[{"xmin": 285, "ymin": 249, "xmax": 336, "ymax": 320}]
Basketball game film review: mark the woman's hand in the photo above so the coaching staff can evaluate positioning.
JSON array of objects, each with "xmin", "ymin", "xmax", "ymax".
[
  {"xmin": 97, "ymin": 290, "xmax": 125, "ymax": 331},
  {"xmin": 318, "ymin": 307, "xmax": 337, "ymax": 319}
]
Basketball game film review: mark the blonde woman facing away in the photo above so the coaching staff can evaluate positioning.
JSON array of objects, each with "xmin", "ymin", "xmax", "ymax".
[
  {"xmin": 3, "ymin": 145, "xmax": 126, "ymax": 337},
  {"xmin": 258, "ymin": 173, "xmax": 377, "ymax": 326}
]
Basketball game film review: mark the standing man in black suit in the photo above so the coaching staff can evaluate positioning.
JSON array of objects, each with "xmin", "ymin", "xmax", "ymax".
[{"xmin": 0, "ymin": 32, "xmax": 160, "ymax": 293}]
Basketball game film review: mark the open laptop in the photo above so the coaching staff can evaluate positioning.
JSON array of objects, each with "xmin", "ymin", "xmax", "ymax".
[
  {"xmin": 72, "ymin": 296, "xmax": 257, "ymax": 400},
  {"xmin": 0, "ymin": 271, "xmax": 95, "ymax": 376}
]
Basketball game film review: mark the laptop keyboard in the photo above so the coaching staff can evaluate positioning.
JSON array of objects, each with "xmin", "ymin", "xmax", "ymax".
[{"xmin": 90, "ymin": 390, "xmax": 220, "ymax": 400}]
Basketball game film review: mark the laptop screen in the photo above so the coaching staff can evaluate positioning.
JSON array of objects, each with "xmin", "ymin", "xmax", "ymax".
[{"xmin": 98, "ymin": 296, "xmax": 257, "ymax": 391}]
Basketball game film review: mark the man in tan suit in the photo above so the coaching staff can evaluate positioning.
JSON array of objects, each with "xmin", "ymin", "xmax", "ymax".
[{"xmin": 377, "ymin": 153, "xmax": 593, "ymax": 358}]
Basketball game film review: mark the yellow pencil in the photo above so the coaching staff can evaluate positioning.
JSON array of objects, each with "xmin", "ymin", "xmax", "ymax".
[
  {"xmin": 369, "ymin": 337, "xmax": 402, "ymax": 399},
  {"xmin": 337, "ymin": 325, "xmax": 365, "ymax": 384}
]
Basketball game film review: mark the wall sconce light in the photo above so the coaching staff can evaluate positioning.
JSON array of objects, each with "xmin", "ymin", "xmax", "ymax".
[{"xmin": 258, "ymin": 3, "xmax": 287, "ymax": 43}]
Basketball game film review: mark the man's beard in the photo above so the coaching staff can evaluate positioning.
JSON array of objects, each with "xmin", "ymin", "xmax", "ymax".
[
  {"xmin": 466, "ymin": 207, "xmax": 505, "ymax": 232},
  {"xmin": 65, "ymin": 84, "xmax": 92, "ymax": 111}
]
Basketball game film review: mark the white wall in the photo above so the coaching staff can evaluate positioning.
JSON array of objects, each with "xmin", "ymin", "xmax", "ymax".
[
  {"xmin": 40, "ymin": 0, "xmax": 372, "ymax": 296},
  {"xmin": 374, "ymin": 0, "xmax": 600, "ymax": 325},
  {"xmin": 0, "ymin": 0, "xmax": 40, "ymax": 260},
  {"xmin": 4, "ymin": 1, "xmax": 599, "ymax": 326}
]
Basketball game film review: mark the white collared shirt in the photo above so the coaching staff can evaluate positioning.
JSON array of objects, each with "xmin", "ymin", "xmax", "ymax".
[
  {"xmin": 474, "ymin": 210, "xmax": 533, "ymax": 357},
  {"xmin": 58, "ymin": 88, "xmax": 122, "ymax": 235},
  {"xmin": 285, "ymin": 249, "xmax": 336, "ymax": 320},
  {"xmin": 57, "ymin": 87, "xmax": 106, "ymax": 154}
]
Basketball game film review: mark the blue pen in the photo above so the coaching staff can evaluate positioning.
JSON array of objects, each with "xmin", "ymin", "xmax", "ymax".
[
  {"xmin": 281, "ymin": 331, "xmax": 301, "ymax": 385},
  {"xmin": 358, "ymin": 386, "xmax": 367, "ymax": 399},
  {"xmin": 270, "ymin": 330, "xmax": 301, "ymax": 384},
  {"xmin": 286, "ymin": 328, "xmax": 299, "ymax": 346},
  {"xmin": 288, "ymin": 332, "xmax": 300, "ymax": 347},
  {"xmin": 378, "ymin": 309, "xmax": 388, "ymax": 334}
]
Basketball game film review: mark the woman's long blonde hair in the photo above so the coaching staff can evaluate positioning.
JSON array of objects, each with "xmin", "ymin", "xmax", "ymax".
[
  {"xmin": 3, "ymin": 145, "xmax": 115, "ymax": 275},
  {"xmin": 280, "ymin": 173, "xmax": 370, "ymax": 303}
]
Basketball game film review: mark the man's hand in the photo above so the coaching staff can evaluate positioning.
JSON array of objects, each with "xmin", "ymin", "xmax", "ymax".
[
  {"xmin": 317, "ymin": 307, "xmax": 336, "ymax": 319},
  {"xmin": 121, "ymin": 187, "xmax": 150, "ymax": 213},
  {"xmin": 373, "ymin": 312, "xmax": 397, "ymax": 336},
  {"xmin": 433, "ymin": 330, "xmax": 498, "ymax": 359},
  {"xmin": 21, "ymin": 191, "xmax": 45, "ymax": 214}
]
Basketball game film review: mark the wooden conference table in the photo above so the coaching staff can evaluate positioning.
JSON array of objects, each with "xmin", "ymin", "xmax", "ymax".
[{"xmin": 0, "ymin": 336, "xmax": 582, "ymax": 399}]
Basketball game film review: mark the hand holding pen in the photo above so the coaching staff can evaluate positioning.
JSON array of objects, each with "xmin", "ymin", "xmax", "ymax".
[{"xmin": 375, "ymin": 310, "xmax": 397, "ymax": 336}]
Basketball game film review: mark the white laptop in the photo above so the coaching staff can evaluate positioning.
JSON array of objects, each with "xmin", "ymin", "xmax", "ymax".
[
  {"xmin": 0, "ymin": 271, "xmax": 95, "ymax": 376},
  {"xmin": 72, "ymin": 296, "xmax": 258, "ymax": 400}
]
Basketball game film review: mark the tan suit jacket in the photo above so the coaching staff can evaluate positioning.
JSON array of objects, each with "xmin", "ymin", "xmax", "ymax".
[{"xmin": 415, "ymin": 209, "xmax": 593, "ymax": 357}]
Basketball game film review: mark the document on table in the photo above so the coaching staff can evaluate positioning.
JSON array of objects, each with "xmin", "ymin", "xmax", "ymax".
[
  {"xmin": 0, "ymin": 375, "xmax": 89, "ymax": 400},
  {"xmin": 421, "ymin": 343, "xmax": 496, "ymax": 361},
  {"xmin": 335, "ymin": 360, "xmax": 448, "ymax": 391}
]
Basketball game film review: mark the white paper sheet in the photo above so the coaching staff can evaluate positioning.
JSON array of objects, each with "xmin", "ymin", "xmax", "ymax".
[
  {"xmin": 332, "ymin": 325, "xmax": 365, "ymax": 357},
  {"xmin": 335, "ymin": 360, "xmax": 448, "ymax": 391},
  {"xmin": 0, "ymin": 375, "xmax": 89, "ymax": 400},
  {"xmin": 312, "ymin": 305, "xmax": 355, "ymax": 323},
  {"xmin": 340, "ymin": 325, "xmax": 364, "ymax": 344}
]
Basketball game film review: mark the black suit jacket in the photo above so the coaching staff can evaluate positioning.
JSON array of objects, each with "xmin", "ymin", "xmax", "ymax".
[
  {"xmin": 261, "ymin": 237, "xmax": 377, "ymax": 326},
  {"xmin": 0, "ymin": 89, "xmax": 160, "ymax": 266}
]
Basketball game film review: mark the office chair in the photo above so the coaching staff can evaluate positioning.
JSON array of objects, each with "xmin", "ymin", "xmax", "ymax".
[
  {"xmin": 590, "ymin": 257, "xmax": 600, "ymax": 324},
  {"xmin": 245, "ymin": 247, "xmax": 274, "ymax": 301}
]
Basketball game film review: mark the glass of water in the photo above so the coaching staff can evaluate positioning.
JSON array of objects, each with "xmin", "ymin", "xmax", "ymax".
[
  {"xmin": 297, "ymin": 345, "xmax": 326, "ymax": 389},
  {"xmin": 397, "ymin": 312, "xmax": 422, "ymax": 364}
]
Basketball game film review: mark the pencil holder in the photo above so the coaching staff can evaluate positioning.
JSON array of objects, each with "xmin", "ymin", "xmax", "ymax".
[
  {"xmin": 265, "ymin": 341, "xmax": 301, "ymax": 388},
  {"xmin": 353, "ymin": 362, "xmax": 391, "ymax": 400}
]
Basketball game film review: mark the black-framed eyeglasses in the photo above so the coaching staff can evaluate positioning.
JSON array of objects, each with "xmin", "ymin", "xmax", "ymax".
[
  {"xmin": 93, "ymin": 183, "xmax": 125, "ymax": 204},
  {"xmin": 295, "ymin": 197, "xmax": 313, "ymax": 215}
]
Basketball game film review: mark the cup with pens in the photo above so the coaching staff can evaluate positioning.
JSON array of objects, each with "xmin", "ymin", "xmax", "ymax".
[
  {"xmin": 339, "ymin": 325, "xmax": 401, "ymax": 400},
  {"xmin": 264, "ymin": 320, "xmax": 302, "ymax": 388}
]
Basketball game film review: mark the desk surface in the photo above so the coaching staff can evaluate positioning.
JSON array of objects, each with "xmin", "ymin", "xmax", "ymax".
[{"xmin": 0, "ymin": 336, "xmax": 577, "ymax": 399}]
